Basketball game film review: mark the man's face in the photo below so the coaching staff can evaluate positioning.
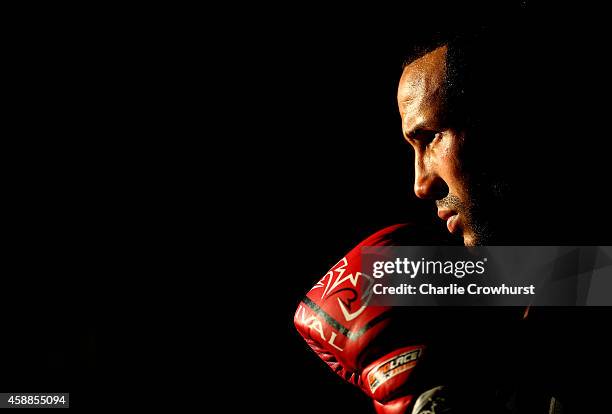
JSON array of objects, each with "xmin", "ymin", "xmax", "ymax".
[{"xmin": 398, "ymin": 45, "xmax": 495, "ymax": 246}]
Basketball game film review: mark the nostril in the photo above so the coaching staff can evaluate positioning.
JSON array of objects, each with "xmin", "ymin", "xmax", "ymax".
[{"xmin": 432, "ymin": 179, "xmax": 449, "ymax": 201}]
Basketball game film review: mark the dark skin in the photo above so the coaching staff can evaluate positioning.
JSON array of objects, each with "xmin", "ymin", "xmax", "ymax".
[{"xmin": 398, "ymin": 45, "xmax": 493, "ymax": 246}]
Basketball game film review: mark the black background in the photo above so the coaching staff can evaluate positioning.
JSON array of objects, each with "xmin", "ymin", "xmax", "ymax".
[{"xmin": 4, "ymin": 1, "xmax": 612, "ymax": 411}]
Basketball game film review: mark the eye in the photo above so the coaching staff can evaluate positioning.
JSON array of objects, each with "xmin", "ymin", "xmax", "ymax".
[{"xmin": 412, "ymin": 130, "xmax": 441, "ymax": 145}]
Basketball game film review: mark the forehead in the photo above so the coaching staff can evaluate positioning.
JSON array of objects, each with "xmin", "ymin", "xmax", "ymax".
[{"xmin": 397, "ymin": 45, "xmax": 448, "ymax": 114}]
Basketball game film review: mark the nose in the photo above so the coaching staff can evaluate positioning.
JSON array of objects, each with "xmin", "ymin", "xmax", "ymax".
[{"xmin": 413, "ymin": 154, "xmax": 448, "ymax": 200}]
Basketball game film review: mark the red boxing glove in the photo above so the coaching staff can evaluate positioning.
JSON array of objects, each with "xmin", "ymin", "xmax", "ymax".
[{"xmin": 294, "ymin": 224, "xmax": 446, "ymax": 414}]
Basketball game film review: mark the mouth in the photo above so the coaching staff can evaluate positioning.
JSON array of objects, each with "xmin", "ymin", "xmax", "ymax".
[{"xmin": 437, "ymin": 208, "xmax": 460, "ymax": 235}]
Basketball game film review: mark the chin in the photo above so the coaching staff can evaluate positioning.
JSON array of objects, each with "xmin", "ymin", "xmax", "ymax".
[
  {"xmin": 463, "ymin": 236, "xmax": 477, "ymax": 247},
  {"xmin": 462, "ymin": 231, "xmax": 484, "ymax": 247}
]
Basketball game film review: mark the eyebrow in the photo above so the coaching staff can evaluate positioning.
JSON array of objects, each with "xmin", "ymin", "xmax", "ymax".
[{"xmin": 403, "ymin": 121, "xmax": 427, "ymax": 139}]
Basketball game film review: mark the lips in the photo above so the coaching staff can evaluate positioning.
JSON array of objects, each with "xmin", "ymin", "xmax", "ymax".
[{"xmin": 437, "ymin": 209, "xmax": 460, "ymax": 234}]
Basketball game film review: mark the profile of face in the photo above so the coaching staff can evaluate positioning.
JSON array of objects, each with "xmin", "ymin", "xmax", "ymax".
[{"xmin": 398, "ymin": 45, "xmax": 503, "ymax": 246}]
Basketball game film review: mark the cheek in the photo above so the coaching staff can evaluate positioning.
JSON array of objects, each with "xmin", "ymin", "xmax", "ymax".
[{"xmin": 437, "ymin": 138, "xmax": 470, "ymax": 197}]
